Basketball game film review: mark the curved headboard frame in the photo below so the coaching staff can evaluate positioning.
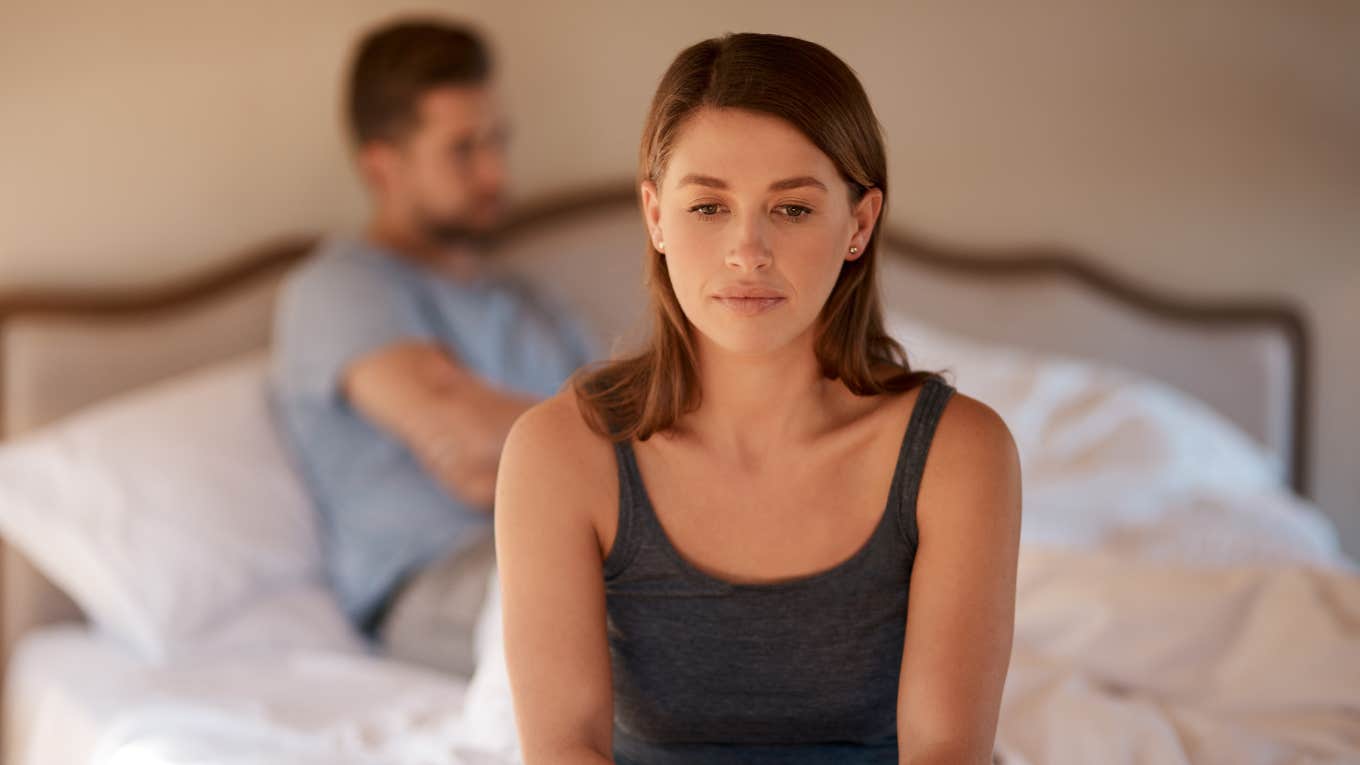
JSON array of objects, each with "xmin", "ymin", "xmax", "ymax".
[
  {"xmin": 883, "ymin": 227, "xmax": 1311, "ymax": 497},
  {"xmin": 0, "ymin": 181, "xmax": 1311, "ymax": 494}
]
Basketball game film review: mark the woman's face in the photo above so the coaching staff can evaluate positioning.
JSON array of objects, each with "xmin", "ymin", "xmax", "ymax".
[{"xmin": 642, "ymin": 107, "xmax": 882, "ymax": 358}]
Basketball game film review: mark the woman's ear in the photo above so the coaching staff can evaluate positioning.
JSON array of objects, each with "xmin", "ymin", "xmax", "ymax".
[
  {"xmin": 847, "ymin": 187, "xmax": 884, "ymax": 260},
  {"xmin": 641, "ymin": 180, "xmax": 664, "ymax": 251}
]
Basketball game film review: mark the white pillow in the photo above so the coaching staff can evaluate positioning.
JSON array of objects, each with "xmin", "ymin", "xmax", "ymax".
[
  {"xmin": 0, "ymin": 352, "xmax": 358, "ymax": 661},
  {"xmin": 885, "ymin": 313, "xmax": 1341, "ymax": 559},
  {"xmin": 887, "ymin": 311, "xmax": 1284, "ymax": 492}
]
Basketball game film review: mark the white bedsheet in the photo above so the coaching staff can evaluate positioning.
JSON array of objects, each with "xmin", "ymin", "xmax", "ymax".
[
  {"xmin": 6, "ymin": 624, "xmax": 493, "ymax": 765},
  {"xmin": 1000, "ymin": 547, "xmax": 1360, "ymax": 764},
  {"xmin": 10, "ymin": 527, "xmax": 1359, "ymax": 765},
  {"xmin": 5, "ymin": 623, "xmax": 143, "ymax": 765}
]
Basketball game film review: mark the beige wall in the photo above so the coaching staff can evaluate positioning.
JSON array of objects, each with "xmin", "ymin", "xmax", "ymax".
[{"xmin": 2, "ymin": 1, "xmax": 1357, "ymax": 554}]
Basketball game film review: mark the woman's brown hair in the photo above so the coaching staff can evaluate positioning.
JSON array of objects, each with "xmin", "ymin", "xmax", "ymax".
[{"xmin": 574, "ymin": 32, "xmax": 935, "ymax": 441}]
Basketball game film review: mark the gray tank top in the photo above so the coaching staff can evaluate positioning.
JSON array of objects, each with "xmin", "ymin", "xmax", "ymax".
[{"xmin": 603, "ymin": 375, "xmax": 955, "ymax": 764}]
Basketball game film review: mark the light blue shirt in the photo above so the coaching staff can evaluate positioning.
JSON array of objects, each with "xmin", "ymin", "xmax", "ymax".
[{"xmin": 268, "ymin": 237, "xmax": 596, "ymax": 630}]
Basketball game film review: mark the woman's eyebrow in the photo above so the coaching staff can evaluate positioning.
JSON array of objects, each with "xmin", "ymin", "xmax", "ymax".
[
  {"xmin": 768, "ymin": 175, "xmax": 828, "ymax": 192},
  {"xmin": 677, "ymin": 174, "xmax": 728, "ymax": 189},
  {"xmin": 676, "ymin": 174, "xmax": 828, "ymax": 192}
]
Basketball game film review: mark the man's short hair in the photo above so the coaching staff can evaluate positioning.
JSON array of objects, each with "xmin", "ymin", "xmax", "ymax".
[{"xmin": 346, "ymin": 18, "xmax": 492, "ymax": 146}]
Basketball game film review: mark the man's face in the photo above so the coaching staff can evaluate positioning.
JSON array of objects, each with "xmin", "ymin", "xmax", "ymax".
[{"xmin": 370, "ymin": 85, "xmax": 509, "ymax": 246}]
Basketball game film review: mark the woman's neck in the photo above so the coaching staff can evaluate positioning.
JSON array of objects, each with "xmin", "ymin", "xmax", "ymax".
[{"xmin": 682, "ymin": 330, "xmax": 840, "ymax": 469}]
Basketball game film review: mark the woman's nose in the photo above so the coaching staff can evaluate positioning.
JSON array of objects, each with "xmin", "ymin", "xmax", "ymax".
[{"xmin": 725, "ymin": 215, "xmax": 772, "ymax": 272}]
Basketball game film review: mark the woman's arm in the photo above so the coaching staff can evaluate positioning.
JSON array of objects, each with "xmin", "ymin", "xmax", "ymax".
[
  {"xmin": 896, "ymin": 394, "xmax": 1022, "ymax": 765},
  {"xmin": 495, "ymin": 393, "xmax": 618, "ymax": 764}
]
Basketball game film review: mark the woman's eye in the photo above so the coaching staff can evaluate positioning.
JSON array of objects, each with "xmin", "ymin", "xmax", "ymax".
[
  {"xmin": 688, "ymin": 203, "xmax": 723, "ymax": 218},
  {"xmin": 776, "ymin": 204, "xmax": 813, "ymax": 221}
]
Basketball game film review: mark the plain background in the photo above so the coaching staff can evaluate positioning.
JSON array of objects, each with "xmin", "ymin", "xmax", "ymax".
[{"xmin": 1, "ymin": 1, "xmax": 1356, "ymax": 556}]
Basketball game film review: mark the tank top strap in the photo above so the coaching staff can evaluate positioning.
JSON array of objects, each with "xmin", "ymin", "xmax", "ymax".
[
  {"xmin": 605, "ymin": 375, "xmax": 957, "ymax": 577},
  {"xmin": 603, "ymin": 439, "xmax": 648, "ymax": 579},
  {"xmin": 892, "ymin": 375, "xmax": 956, "ymax": 551}
]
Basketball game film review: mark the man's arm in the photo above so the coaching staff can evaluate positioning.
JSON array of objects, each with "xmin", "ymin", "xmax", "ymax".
[
  {"xmin": 343, "ymin": 340, "xmax": 537, "ymax": 509},
  {"xmin": 897, "ymin": 394, "xmax": 1022, "ymax": 765}
]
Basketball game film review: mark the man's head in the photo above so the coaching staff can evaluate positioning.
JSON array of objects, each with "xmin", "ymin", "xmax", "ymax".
[{"xmin": 348, "ymin": 19, "xmax": 508, "ymax": 248}]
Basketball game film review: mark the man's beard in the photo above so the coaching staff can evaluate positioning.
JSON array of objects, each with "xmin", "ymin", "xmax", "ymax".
[
  {"xmin": 420, "ymin": 219, "xmax": 498, "ymax": 250},
  {"xmin": 416, "ymin": 198, "xmax": 502, "ymax": 251}
]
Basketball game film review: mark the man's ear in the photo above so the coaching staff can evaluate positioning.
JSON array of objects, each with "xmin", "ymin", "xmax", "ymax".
[
  {"xmin": 640, "ymin": 180, "xmax": 663, "ymax": 251},
  {"xmin": 356, "ymin": 141, "xmax": 398, "ymax": 194},
  {"xmin": 847, "ymin": 187, "xmax": 884, "ymax": 260}
]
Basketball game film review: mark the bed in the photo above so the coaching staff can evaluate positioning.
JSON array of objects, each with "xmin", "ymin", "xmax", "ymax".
[{"xmin": 0, "ymin": 183, "xmax": 1355, "ymax": 765}]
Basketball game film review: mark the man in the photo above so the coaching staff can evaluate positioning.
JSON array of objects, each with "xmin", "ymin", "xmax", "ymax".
[{"xmin": 269, "ymin": 18, "xmax": 595, "ymax": 676}]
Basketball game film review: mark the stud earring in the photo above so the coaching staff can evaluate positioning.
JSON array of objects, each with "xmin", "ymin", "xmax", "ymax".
[
  {"xmin": 849, "ymin": 246, "xmax": 859, "ymax": 254},
  {"xmin": 657, "ymin": 241, "xmax": 665, "ymax": 251}
]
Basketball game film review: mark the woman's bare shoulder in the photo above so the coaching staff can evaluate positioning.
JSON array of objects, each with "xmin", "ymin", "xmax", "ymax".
[
  {"xmin": 498, "ymin": 388, "xmax": 619, "ymax": 516},
  {"xmin": 917, "ymin": 390, "xmax": 1022, "ymax": 532},
  {"xmin": 508, "ymin": 388, "xmax": 612, "ymax": 449},
  {"xmin": 930, "ymin": 390, "xmax": 1019, "ymax": 475}
]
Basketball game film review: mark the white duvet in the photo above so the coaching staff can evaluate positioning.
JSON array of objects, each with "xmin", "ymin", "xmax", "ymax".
[{"xmin": 27, "ymin": 323, "xmax": 1360, "ymax": 765}]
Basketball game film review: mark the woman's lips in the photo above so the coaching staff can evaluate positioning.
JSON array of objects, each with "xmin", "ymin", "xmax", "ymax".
[{"xmin": 711, "ymin": 295, "xmax": 787, "ymax": 315}]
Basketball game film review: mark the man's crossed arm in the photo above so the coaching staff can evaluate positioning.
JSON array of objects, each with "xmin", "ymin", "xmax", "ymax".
[{"xmin": 343, "ymin": 340, "xmax": 537, "ymax": 510}]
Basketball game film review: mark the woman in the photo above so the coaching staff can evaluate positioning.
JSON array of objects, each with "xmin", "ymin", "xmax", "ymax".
[{"xmin": 495, "ymin": 32, "xmax": 1021, "ymax": 765}]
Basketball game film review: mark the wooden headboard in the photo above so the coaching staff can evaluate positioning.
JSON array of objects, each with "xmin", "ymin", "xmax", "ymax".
[{"xmin": 0, "ymin": 182, "xmax": 1310, "ymax": 736}]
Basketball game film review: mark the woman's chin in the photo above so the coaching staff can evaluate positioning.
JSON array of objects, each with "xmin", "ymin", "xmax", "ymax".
[{"xmin": 692, "ymin": 320, "xmax": 810, "ymax": 359}]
